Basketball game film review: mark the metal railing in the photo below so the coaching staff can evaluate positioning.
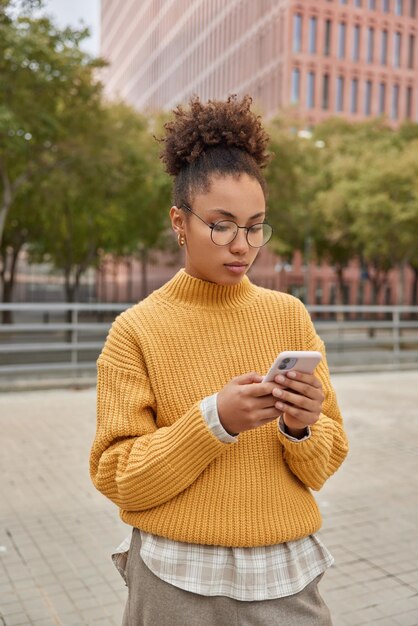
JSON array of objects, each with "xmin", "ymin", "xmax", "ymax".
[
  {"xmin": 308, "ymin": 305, "xmax": 418, "ymax": 364},
  {"xmin": 0, "ymin": 303, "xmax": 418, "ymax": 384}
]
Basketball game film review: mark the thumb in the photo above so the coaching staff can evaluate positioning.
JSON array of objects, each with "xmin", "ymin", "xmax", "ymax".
[{"xmin": 235, "ymin": 371, "xmax": 263, "ymax": 385}]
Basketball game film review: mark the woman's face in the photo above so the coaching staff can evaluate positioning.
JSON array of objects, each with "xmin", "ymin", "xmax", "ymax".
[{"xmin": 170, "ymin": 174, "xmax": 266, "ymax": 285}]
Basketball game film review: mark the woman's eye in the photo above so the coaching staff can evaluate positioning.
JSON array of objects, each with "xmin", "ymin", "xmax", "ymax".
[{"xmin": 213, "ymin": 223, "xmax": 230, "ymax": 232}]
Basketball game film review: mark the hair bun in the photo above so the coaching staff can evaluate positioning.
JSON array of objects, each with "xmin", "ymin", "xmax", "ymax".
[{"xmin": 160, "ymin": 95, "xmax": 271, "ymax": 177}]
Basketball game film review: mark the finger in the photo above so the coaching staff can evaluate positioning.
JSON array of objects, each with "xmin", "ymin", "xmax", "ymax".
[
  {"xmin": 285, "ymin": 370, "xmax": 322, "ymax": 388},
  {"xmin": 235, "ymin": 371, "xmax": 264, "ymax": 385},
  {"xmin": 250, "ymin": 381, "xmax": 282, "ymax": 397},
  {"xmin": 279, "ymin": 402, "xmax": 320, "ymax": 425},
  {"xmin": 258, "ymin": 407, "xmax": 283, "ymax": 422},
  {"xmin": 256, "ymin": 395, "xmax": 282, "ymax": 410},
  {"xmin": 273, "ymin": 374, "xmax": 323, "ymax": 401},
  {"xmin": 273, "ymin": 387, "xmax": 321, "ymax": 413},
  {"xmin": 253, "ymin": 406, "xmax": 283, "ymax": 426},
  {"xmin": 241, "ymin": 393, "xmax": 284, "ymax": 412}
]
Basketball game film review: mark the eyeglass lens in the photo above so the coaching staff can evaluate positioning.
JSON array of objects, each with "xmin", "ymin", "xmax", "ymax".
[{"xmin": 211, "ymin": 221, "xmax": 272, "ymax": 247}]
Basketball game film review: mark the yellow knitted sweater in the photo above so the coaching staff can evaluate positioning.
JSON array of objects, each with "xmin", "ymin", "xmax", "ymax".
[{"xmin": 90, "ymin": 269, "xmax": 348, "ymax": 547}]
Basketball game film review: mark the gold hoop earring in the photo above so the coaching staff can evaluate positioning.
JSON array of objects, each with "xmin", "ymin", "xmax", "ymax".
[{"xmin": 177, "ymin": 234, "xmax": 185, "ymax": 247}]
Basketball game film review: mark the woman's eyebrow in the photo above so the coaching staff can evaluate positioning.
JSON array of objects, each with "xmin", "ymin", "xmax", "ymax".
[{"xmin": 209, "ymin": 209, "xmax": 265, "ymax": 220}]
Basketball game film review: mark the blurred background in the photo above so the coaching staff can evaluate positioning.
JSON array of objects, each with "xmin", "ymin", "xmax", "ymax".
[{"xmin": 1, "ymin": 0, "xmax": 418, "ymax": 388}]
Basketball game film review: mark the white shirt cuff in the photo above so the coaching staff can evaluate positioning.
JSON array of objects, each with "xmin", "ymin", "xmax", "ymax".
[
  {"xmin": 200, "ymin": 393, "xmax": 238, "ymax": 444},
  {"xmin": 278, "ymin": 415, "xmax": 311, "ymax": 442}
]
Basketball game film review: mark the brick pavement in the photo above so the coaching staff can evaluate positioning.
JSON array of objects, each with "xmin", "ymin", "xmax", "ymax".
[{"xmin": 0, "ymin": 371, "xmax": 417, "ymax": 626}]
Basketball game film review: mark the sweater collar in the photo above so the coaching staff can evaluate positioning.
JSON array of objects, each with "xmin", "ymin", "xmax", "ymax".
[{"xmin": 157, "ymin": 269, "xmax": 258, "ymax": 310}]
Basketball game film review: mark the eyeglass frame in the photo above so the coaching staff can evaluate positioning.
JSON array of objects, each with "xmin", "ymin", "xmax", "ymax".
[{"xmin": 180, "ymin": 204, "xmax": 273, "ymax": 248}]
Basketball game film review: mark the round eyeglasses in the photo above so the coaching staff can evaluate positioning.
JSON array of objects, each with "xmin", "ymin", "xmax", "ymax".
[{"xmin": 181, "ymin": 204, "xmax": 273, "ymax": 248}]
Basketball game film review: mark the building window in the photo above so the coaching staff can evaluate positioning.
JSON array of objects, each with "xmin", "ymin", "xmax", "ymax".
[
  {"xmin": 408, "ymin": 34, "xmax": 415, "ymax": 68},
  {"xmin": 365, "ymin": 80, "xmax": 373, "ymax": 115},
  {"xmin": 322, "ymin": 74, "xmax": 330, "ymax": 109},
  {"xmin": 291, "ymin": 68, "xmax": 300, "ymax": 102},
  {"xmin": 383, "ymin": 0, "xmax": 390, "ymax": 11},
  {"xmin": 406, "ymin": 86, "xmax": 413, "ymax": 118},
  {"xmin": 411, "ymin": 0, "xmax": 417, "ymax": 16},
  {"xmin": 324, "ymin": 19, "xmax": 332, "ymax": 56},
  {"xmin": 395, "ymin": 0, "xmax": 403, "ymax": 14},
  {"xmin": 367, "ymin": 27, "xmax": 375, "ymax": 63},
  {"xmin": 355, "ymin": 0, "xmax": 362, "ymax": 6},
  {"xmin": 394, "ymin": 32, "xmax": 402, "ymax": 68},
  {"xmin": 351, "ymin": 78, "xmax": 359, "ymax": 112},
  {"xmin": 340, "ymin": 0, "xmax": 348, "ymax": 4},
  {"xmin": 381, "ymin": 30, "xmax": 388, "ymax": 65},
  {"xmin": 338, "ymin": 23, "xmax": 346, "ymax": 58},
  {"xmin": 336, "ymin": 75, "xmax": 345, "ymax": 112},
  {"xmin": 391, "ymin": 84, "xmax": 399, "ymax": 119},
  {"xmin": 308, "ymin": 16, "xmax": 317, "ymax": 54},
  {"xmin": 293, "ymin": 14, "xmax": 302, "ymax": 52},
  {"xmin": 368, "ymin": 0, "xmax": 376, "ymax": 8},
  {"xmin": 379, "ymin": 82, "xmax": 386, "ymax": 114},
  {"xmin": 307, "ymin": 71, "xmax": 315, "ymax": 108},
  {"xmin": 353, "ymin": 24, "xmax": 361, "ymax": 61}
]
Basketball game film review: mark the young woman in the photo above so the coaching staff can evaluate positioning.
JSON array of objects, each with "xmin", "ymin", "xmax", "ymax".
[{"xmin": 90, "ymin": 95, "xmax": 349, "ymax": 626}]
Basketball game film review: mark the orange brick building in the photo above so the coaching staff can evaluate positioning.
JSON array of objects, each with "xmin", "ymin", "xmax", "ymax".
[{"xmin": 101, "ymin": 0, "xmax": 418, "ymax": 123}]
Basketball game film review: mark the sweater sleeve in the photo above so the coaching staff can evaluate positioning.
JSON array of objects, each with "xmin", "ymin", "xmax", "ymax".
[
  {"xmin": 89, "ymin": 315, "xmax": 228, "ymax": 512},
  {"xmin": 277, "ymin": 303, "xmax": 349, "ymax": 491}
]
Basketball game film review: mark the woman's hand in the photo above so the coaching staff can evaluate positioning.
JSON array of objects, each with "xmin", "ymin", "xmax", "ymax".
[
  {"xmin": 217, "ymin": 372, "xmax": 282, "ymax": 435},
  {"xmin": 272, "ymin": 371, "xmax": 324, "ymax": 438}
]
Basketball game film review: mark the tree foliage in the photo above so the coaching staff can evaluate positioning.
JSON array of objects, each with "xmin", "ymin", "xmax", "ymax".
[
  {"xmin": 1, "ymin": 2, "xmax": 171, "ymax": 304},
  {"xmin": 265, "ymin": 116, "xmax": 418, "ymax": 304},
  {"xmin": 0, "ymin": 0, "xmax": 105, "ymax": 245},
  {"xmin": 309, "ymin": 119, "xmax": 418, "ymax": 303},
  {"xmin": 265, "ymin": 119, "xmax": 322, "ymax": 258}
]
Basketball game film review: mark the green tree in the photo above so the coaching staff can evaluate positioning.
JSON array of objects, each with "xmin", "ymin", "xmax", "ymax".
[
  {"xmin": 26, "ymin": 101, "xmax": 126, "ymax": 303},
  {"xmin": 103, "ymin": 105, "xmax": 172, "ymax": 299},
  {"xmin": 27, "ymin": 103, "xmax": 172, "ymax": 304},
  {"xmin": 0, "ymin": 177, "xmax": 44, "ymax": 320},
  {"xmin": 265, "ymin": 119, "xmax": 323, "ymax": 259},
  {"xmin": 0, "ymin": 0, "xmax": 104, "ymax": 248},
  {"xmin": 265, "ymin": 115, "xmax": 418, "ymax": 306},
  {"xmin": 351, "ymin": 142, "xmax": 418, "ymax": 304},
  {"xmin": 309, "ymin": 119, "xmax": 401, "ymax": 304}
]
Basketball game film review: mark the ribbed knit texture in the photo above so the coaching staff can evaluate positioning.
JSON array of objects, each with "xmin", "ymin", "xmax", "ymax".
[{"xmin": 90, "ymin": 269, "xmax": 349, "ymax": 547}]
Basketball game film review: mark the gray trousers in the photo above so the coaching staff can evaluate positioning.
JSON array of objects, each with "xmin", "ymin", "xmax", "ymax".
[{"xmin": 122, "ymin": 530, "xmax": 333, "ymax": 626}]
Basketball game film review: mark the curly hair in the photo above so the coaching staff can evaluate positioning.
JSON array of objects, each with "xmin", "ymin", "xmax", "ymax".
[{"xmin": 159, "ymin": 94, "xmax": 271, "ymax": 206}]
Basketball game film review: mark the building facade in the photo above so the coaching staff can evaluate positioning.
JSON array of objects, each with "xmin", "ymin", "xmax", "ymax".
[{"xmin": 101, "ymin": 0, "xmax": 418, "ymax": 123}]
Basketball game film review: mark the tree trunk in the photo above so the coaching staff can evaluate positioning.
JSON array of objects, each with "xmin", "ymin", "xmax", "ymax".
[
  {"xmin": 0, "ymin": 179, "xmax": 12, "ymax": 250},
  {"xmin": 411, "ymin": 267, "xmax": 418, "ymax": 306},
  {"xmin": 368, "ymin": 271, "xmax": 388, "ymax": 337},
  {"xmin": 0, "ymin": 165, "xmax": 26, "ymax": 249},
  {"xmin": 1, "ymin": 244, "xmax": 22, "ymax": 323},
  {"xmin": 140, "ymin": 247, "xmax": 149, "ymax": 301},
  {"xmin": 397, "ymin": 261, "xmax": 407, "ymax": 305},
  {"xmin": 2, "ymin": 281, "xmax": 13, "ymax": 324},
  {"xmin": 0, "ymin": 205, "xmax": 9, "ymax": 250},
  {"xmin": 64, "ymin": 267, "xmax": 86, "ymax": 340},
  {"xmin": 335, "ymin": 265, "xmax": 346, "ymax": 321},
  {"xmin": 370, "ymin": 280, "xmax": 379, "ymax": 305},
  {"xmin": 64, "ymin": 271, "xmax": 76, "ymax": 342},
  {"xmin": 126, "ymin": 258, "xmax": 133, "ymax": 302}
]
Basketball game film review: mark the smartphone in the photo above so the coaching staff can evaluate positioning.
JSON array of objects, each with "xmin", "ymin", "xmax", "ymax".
[{"xmin": 262, "ymin": 351, "xmax": 322, "ymax": 382}]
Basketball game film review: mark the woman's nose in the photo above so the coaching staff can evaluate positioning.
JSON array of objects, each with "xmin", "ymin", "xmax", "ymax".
[{"xmin": 229, "ymin": 227, "xmax": 249, "ymax": 253}]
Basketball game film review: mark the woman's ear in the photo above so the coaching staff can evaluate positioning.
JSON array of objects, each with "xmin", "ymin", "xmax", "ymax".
[
  {"xmin": 170, "ymin": 206, "xmax": 185, "ymax": 237},
  {"xmin": 170, "ymin": 206, "xmax": 187, "ymax": 247}
]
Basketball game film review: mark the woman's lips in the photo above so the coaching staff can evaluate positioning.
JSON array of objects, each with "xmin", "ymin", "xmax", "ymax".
[{"xmin": 224, "ymin": 263, "xmax": 248, "ymax": 274}]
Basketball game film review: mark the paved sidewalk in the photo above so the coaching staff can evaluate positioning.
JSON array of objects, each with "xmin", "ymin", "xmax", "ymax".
[{"xmin": 0, "ymin": 371, "xmax": 417, "ymax": 626}]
